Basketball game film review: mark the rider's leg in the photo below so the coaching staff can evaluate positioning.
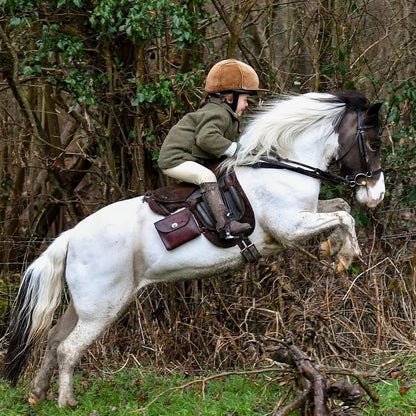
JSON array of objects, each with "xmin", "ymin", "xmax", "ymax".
[
  {"xmin": 162, "ymin": 161, "xmax": 251, "ymax": 238},
  {"xmin": 199, "ymin": 181, "xmax": 251, "ymax": 238}
]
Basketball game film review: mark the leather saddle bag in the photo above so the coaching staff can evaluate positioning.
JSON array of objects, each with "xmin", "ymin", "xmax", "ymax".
[{"xmin": 154, "ymin": 208, "xmax": 201, "ymax": 250}]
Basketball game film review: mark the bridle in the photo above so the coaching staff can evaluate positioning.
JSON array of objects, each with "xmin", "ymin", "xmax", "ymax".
[
  {"xmin": 251, "ymin": 110, "xmax": 382, "ymax": 188},
  {"xmin": 332, "ymin": 110, "xmax": 382, "ymax": 186}
]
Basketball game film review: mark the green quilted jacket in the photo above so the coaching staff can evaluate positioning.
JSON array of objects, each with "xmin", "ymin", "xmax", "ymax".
[{"xmin": 158, "ymin": 96, "xmax": 240, "ymax": 170}]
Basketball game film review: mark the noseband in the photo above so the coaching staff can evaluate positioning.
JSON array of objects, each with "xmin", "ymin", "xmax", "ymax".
[
  {"xmin": 251, "ymin": 110, "xmax": 382, "ymax": 188},
  {"xmin": 332, "ymin": 110, "xmax": 382, "ymax": 187}
]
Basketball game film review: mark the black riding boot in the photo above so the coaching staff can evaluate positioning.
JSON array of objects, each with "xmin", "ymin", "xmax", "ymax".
[{"xmin": 200, "ymin": 182, "xmax": 252, "ymax": 239}]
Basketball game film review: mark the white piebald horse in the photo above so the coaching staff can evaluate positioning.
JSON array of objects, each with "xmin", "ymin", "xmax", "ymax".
[{"xmin": 1, "ymin": 91, "xmax": 384, "ymax": 407}]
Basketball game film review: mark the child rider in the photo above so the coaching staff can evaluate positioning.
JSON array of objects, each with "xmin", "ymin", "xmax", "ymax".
[{"xmin": 158, "ymin": 59, "xmax": 262, "ymax": 239}]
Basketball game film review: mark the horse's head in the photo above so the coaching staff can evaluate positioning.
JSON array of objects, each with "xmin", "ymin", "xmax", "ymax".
[{"xmin": 336, "ymin": 97, "xmax": 385, "ymax": 208}]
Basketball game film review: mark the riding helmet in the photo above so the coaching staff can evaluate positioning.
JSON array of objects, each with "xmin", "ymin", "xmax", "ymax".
[{"xmin": 204, "ymin": 59, "xmax": 261, "ymax": 96}]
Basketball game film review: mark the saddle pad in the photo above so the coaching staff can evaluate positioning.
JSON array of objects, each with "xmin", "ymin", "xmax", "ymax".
[{"xmin": 154, "ymin": 208, "xmax": 201, "ymax": 250}]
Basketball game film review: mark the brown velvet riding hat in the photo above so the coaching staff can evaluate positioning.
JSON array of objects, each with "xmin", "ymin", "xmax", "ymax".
[{"xmin": 204, "ymin": 59, "xmax": 264, "ymax": 94}]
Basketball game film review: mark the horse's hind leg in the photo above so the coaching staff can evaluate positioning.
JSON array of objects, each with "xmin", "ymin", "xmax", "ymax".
[
  {"xmin": 29, "ymin": 303, "xmax": 78, "ymax": 405},
  {"xmin": 56, "ymin": 315, "xmax": 116, "ymax": 407}
]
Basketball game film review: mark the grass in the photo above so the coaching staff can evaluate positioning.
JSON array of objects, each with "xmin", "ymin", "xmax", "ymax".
[
  {"xmin": 0, "ymin": 369, "xmax": 283, "ymax": 415},
  {"xmin": 1, "ymin": 359, "xmax": 416, "ymax": 415},
  {"xmin": 364, "ymin": 378, "xmax": 416, "ymax": 415}
]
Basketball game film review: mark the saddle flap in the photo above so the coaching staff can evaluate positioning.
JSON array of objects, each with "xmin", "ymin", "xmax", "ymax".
[
  {"xmin": 222, "ymin": 183, "xmax": 245, "ymax": 221},
  {"xmin": 194, "ymin": 201, "xmax": 215, "ymax": 230}
]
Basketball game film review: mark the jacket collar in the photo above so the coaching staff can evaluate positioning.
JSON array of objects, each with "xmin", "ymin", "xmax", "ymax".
[{"xmin": 206, "ymin": 96, "xmax": 239, "ymax": 120}]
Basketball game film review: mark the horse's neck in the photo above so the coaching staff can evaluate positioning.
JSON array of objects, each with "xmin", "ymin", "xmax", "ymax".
[
  {"xmin": 235, "ymin": 164, "xmax": 321, "ymax": 218},
  {"xmin": 286, "ymin": 128, "xmax": 339, "ymax": 170},
  {"xmin": 234, "ymin": 128, "xmax": 340, "ymax": 211}
]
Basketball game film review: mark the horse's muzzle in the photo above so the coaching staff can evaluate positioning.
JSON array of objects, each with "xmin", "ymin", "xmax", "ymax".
[{"xmin": 355, "ymin": 172, "xmax": 385, "ymax": 208}]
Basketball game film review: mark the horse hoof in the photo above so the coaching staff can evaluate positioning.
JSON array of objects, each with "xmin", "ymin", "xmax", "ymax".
[
  {"xmin": 336, "ymin": 262, "xmax": 346, "ymax": 274},
  {"xmin": 320, "ymin": 240, "xmax": 331, "ymax": 258},
  {"xmin": 336, "ymin": 255, "xmax": 349, "ymax": 274},
  {"xmin": 58, "ymin": 397, "xmax": 79, "ymax": 408},
  {"xmin": 68, "ymin": 399, "xmax": 79, "ymax": 408},
  {"xmin": 28, "ymin": 392, "xmax": 42, "ymax": 406}
]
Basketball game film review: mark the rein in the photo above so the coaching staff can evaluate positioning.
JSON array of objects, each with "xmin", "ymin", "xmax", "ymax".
[
  {"xmin": 250, "ymin": 110, "xmax": 382, "ymax": 188},
  {"xmin": 251, "ymin": 156, "xmax": 354, "ymax": 186}
]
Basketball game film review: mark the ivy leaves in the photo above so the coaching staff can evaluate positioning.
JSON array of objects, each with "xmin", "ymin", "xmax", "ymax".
[
  {"xmin": 2, "ymin": 0, "xmax": 208, "ymax": 106},
  {"xmin": 89, "ymin": 0, "xmax": 207, "ymax": 47}
]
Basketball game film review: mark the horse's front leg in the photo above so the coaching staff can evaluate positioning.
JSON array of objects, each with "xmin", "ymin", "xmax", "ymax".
[
  {"xmin": 317, "ymin": 198, "xmax": 351, "ymax": 214},
  {"xmin": 265, "ymin": 206, "xmax": 360, "ymax": 272},
  {"xmin": 317, "ymin": 198, "xmax": 353, "ymax": 264}
]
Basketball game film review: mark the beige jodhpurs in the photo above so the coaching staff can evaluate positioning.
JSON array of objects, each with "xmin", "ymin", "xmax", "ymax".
[{"xmin": 162, "ymin": 161, "xmax": 217, "ymax": 185}]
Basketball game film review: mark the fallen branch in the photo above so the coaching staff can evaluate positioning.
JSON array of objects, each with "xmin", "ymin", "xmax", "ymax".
[
  {"xmin": 269, "ymin": 340, "xmax": 331, "ymax": 415},
  {"xmin": 133, "ymin": 339, "xmax": 380, "ymax": 415},
  {"xmin": 317, "ymin": 365, "xmax": 379, "ymax": 403},
  {"xmin": 272, "ymin": 386, "xmax": 310, "ymax": 416},
  {"xmin": 265, "ymin": 339, "xmax": 379, "ymax": 415}
]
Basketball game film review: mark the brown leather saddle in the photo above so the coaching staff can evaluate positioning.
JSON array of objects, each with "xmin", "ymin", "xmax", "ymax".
[{"xmin": 144, "ymin": 172, "xmax": 260, "ymax": 262}]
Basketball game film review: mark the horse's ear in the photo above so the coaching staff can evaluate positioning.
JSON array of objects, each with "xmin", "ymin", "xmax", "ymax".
[{"xmin": 367, "ymin": 102, "xmax": 382, "ymax": 116}]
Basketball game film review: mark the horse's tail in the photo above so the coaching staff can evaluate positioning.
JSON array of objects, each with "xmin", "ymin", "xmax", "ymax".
[{"xmin": 1, "ymin": 230, "xmax": 71, "ymax": 386}]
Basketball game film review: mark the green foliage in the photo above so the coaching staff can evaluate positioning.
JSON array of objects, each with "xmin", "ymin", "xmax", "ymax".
[
  {"xmin": 0, "ymin": 1, "xmax": 209, "ymax": 186},
  {"xmin": 385, "ymin": 80, "xmax": 416, "ymax": 134},
  {"xmin": 132, "ymin": 76, "xmax": 175, "ymax": 107},
  {"xmin": 321, "ymin": 43, "xmax": 351, "ymax": 78},
  {"xmin": 37, "ymin": 24, "xmax": 85, "ymax": 61},
  {"xmin": 62, "ymin": 68, "xmax": 107, "ymax": 105},
  {"xmin": 0, "ymin": 0, "xmax": 36, "ymax": 14},
  {"xmin": 383, "ymin": 80, "xmax": 416, "ymax": 216},
  {"xmin": 131, "ymin": 71, "xmax": 204, "ymax": 108},
  {"xmin": 350, "ymin": 205, "xmax": 371, "ymax": 228},
  {"xmin": 35, "ymin": 24, "xmax": 109, "ymax": 104},
  {"xmin": 320, "ymin": 40, "xmax": 355, "ymax": 90},
  {"xmin": 319, "ymin": 183, "xmax": 349, "ymax": 201},
  {"xmin": 0, "ymin": 0, "xmax": 85, "ymax": 12},
  {"xmin": 57, "ymin": 0, "xmax": 84, "ymax": 8},
  {"xmin": 90, "ymin": 0, "xmax": 209, "ymax": 47},
  {"xmin": 2, "ymin": 1, "xmax": 208, "ymax": 107},
  {"xmin": 130, "ymin": 69, "xmax": 204, "ymax": 163}
]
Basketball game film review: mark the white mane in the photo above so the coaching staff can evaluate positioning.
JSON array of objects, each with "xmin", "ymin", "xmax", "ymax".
[{"xmin": 221, "ymin": 92, "xmax": 347, "ymax": 171}]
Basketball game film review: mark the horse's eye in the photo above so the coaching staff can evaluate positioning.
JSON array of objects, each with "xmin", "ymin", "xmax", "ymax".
[{"xmin": 368, "ymin": 142, "xmax": 381, "ymax": 152}]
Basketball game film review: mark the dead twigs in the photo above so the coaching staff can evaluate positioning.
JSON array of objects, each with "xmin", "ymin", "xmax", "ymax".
[
  {"xmin": 265, "ymin": 338, "xmax": 375, "ymax": 415},
  {"xmin": 132, "ymin": 338, "xmax": 379, "ymax": 416}
]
